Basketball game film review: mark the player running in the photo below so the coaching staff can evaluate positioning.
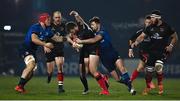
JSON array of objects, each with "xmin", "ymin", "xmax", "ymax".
[
  {"xmin": 76, "ymin": 16, "xmax": 136, "ymax": 95},
  {"xmin": 131, "ymin": 10, "xmax": 178, "ymax": 95},
  {"xmin": 15, "ymin": 13, "xmax": 64, "ymax": 93},
  {"xmin": 65, "ymin": 11, "xmax": 109, "ymax": 95},
  {"xmin": 44, "ymin": 11, "xmax": 66, "ymax": 93},
  {"xmin": 129, "ymin": 15, "xmax": 155, "ymax": 89}
]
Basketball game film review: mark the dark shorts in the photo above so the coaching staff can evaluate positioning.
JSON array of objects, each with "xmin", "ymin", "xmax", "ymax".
[
  {"xmin": 18, "ymin": 44, "xmax": 36, "ymax": 59},
  {"xmin": 145, "ymin": 50, "xmax": 169, "ymax": 66},
  {"xmin": 79, "ymin": 47, "xmax": 88, "ymax": 64},
  {"xmin": 18, "ymin": 44, "xmax": 37, "ymax": 64},
  {"xmin": 100, "ymin": 49, "xmax": 120, "ymax": 73},
  {"xmin": 78, "ymin": 44, "xmax": 99, "ymax": 64},
  {"xmin": 45, "ymin": 43, "xmax": 64, "ymax": 62}
]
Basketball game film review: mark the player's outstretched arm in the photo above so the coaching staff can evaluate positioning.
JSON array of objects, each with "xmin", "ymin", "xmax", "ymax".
[
  {"xmin": 131, "ymin": 32, "xmax": 146, "ymax": 48},
  {"xmin": 76, "ymin": 34, "xmax": 102, "ymax": 44},
  {"xmin": 69, "ymin": 11, "xmax": 85, "ymax": 25},
  {"xmin": 31, "ymin": 33, "xmax": 54, "ymax": 49}
]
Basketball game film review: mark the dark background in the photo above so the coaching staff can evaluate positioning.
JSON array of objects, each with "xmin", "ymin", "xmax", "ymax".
[{"xmin": 0, "ymin": 0, "xmax": 179, "ymax": 76}]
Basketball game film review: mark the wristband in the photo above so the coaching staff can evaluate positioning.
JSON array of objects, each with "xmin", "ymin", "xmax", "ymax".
[{"xmin": 169, "ymin": 44, "xmax": 174, "ymax": 48}]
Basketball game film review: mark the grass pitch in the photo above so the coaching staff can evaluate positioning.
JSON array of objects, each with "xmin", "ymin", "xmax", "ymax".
[{"xmin": 0, "ymin": 76, "xmax": 180, "ymax": 100}]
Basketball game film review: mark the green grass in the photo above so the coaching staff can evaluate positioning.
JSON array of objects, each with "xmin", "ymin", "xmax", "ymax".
[{"xmin": 0, "ymin": 76, "xmax": 180, "ymax": 100}]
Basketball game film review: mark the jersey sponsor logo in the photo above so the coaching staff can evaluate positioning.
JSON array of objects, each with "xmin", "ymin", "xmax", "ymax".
[{"xmin": 151, "ymin": 33, "xmax": 163, "ymax": 39}]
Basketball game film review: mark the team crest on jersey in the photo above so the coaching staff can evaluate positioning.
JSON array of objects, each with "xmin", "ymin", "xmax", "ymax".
[{"xmin": 51, "ymin": 28, "xmax": 55, "ymax": 31}]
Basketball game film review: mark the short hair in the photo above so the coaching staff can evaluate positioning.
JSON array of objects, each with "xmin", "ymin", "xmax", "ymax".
[
  {"xmin": 145, "ymin": 15, "xmax": 151, "ymax": 19},
  {"xmin": 89, "ymin": 16, "xmax": 100, "ymax": 24},
  {"xmin": 65, "ymin": 21, "xmax": 77, "ymax": 33},
  {"xmin": 53, "ymin": 11, "xmax": 61, "ymax": 16},
  {"xmin": 151, "ymin": 10, "xmax": 161, "ymax": 16}
]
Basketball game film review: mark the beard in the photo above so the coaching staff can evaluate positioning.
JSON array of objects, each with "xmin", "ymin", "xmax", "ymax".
[
  {"xmin": 54, "ymin": 20, "xmax": 60, "ymax": 25},
  {"xmin": 152, "ymin": 19, "xmax": 159, "ymax": 26}
]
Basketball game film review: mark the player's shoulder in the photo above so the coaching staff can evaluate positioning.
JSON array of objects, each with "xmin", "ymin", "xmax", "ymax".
[
  {"xmin": 99, "ymin": 27, "xmax": 107, "ymax": 34},
  {"xmin": 161, "ymin": 21, "xmax": 172, "ymax": 29},
  {"xmin": 143, "ymin": 24, "xmax": 153, "ymax": 33},
  {"xmin": 31, "ymin": 23, "xmax": 40, "ymax": 28},
  {"xmin": 30, "ymin": 23, "xmax": 41, "ymax": 30},
  {"xmin": 136, "ymin": 28, "xmax": 143, "ymax": 34}
]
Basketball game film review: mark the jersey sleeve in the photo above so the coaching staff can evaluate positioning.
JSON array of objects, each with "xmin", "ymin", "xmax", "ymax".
[
  {"xmin": 47, "ymin": 27, "xmax": 54, "ymax": 38},
  {"xmin": 98, "ymin": 30, "xmax": 105, "ymax": 38},
  {"xmin": 143, "ymin": 26, "xmax": 151, "ymax": 36},
  {"xmin": 130, "ymin": 29, "xmax": 143, "ymax": 42},
  {"xmin": 31, "ymin": 25, "xmax": 40, "ymax": 35}
]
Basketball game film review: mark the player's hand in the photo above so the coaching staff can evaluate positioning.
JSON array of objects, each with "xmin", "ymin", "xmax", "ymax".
[
  {"xmin": 131, "ymin": 43, "xmax": 136, "ymax": 49},
  {"xmin": 44, "ymin": 46, "xmax": 51, "ymax": 53},
  {"xmin": 70, "ymin": 11, "xmax": 79, "ymax": 16},
  {"xmin": 72, "ymin": 42, "xmax": 83, "ymax": 49},
  {"xmin": 128, "ymin": 49, "xmax": 134, "ymax": 58},
  {"xmin": 165, "ymin": 44, "xmax": 173, "ymax": 52},
  {"xmin": 131, "ymin": 41, "xmax": 139, "ymax": 49},
  {"xmin": 75, "ymin": 38, "xmax": 83, "ymax": 44},
  {"xmin": 44, "ymin": 42, "xmax": 54, "ymax": 49}
]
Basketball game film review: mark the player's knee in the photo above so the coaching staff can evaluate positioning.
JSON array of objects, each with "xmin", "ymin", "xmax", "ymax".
[
  {"xmin": 84, "ymin": 59, "xmax": 89, "ymax": 65},
  {"xmin": 155, "ymin": 60, "xmax": 164, "ymax": 73},
  {"xmin": 24, "ymin": 55, "xmax": 35, "ymax": 65},
  {"xmin": 56, "ymin": 59, "xmax": 64, "ymax": 68},
  {"xmin": 137, "ymin": 65, "xmax": 144, "ymax": 72},
  {"xmin": 27, "ymin": 61, "xmax": 36, "ymax": 70},
  {"xmin": 89, "ymin": 69, "xmax": 96, "ymax": 77},
  {"xmin": 24, "ymin": 55, "xmax": 36, "ymax": 70},
  {"xmin": 57, "ymin": 63, "xmax": 63, "ymax": 69}
]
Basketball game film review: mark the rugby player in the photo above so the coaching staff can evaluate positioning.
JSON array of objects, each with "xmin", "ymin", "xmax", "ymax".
[
  {"xmin": 66, "ymin": 11, "xmax": 109, "ymax": 95},
  {"xmin": 129, "ymin": 15, "xmax": 155, "ymax": 89},
  {"xmin": 44, "ymin": 11, "xmax": 66, "ymax": 93},
  {"xmin": 15, "ymin": 13, "xmax": 54, "ymax": 93},
  {"xmin": 15, "ymin": 13, "xmax": 64, "ymax": 93},
  {"xmin": 76, "ymin": 16, "xmax": 136, "ymax": 95},
  {"xmin": 131, "ymin": 10, "xmax": 178, "ymax": 95}
]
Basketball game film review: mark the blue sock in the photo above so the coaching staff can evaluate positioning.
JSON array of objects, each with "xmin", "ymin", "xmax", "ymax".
[{"xmin": 121, "ymin": 72, "xmax": 132, "ymax": 91}]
